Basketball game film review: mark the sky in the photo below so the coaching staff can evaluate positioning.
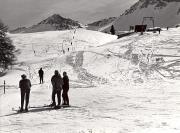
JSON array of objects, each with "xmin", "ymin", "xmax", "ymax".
[{"xmin": 0, "ymin": 0, "xmax": 138, "ymax": 29}]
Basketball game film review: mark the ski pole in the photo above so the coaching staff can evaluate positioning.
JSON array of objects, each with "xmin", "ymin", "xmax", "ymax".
[{"xmin": 4, "ymin": 80, "xmax": 5, "ymax": 94}]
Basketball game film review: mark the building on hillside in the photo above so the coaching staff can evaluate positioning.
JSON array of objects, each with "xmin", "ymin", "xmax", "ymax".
[{"xmin": 134, "ymin": 25, "xmax": 147, "ymax": 32}]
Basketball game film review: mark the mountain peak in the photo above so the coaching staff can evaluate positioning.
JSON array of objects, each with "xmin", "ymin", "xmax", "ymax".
[
  {"xmin": 39, "ymin": 14, "xmax": 68, "ymax": 25},
  {"xmin": 139, "ymin": 0, "xmax": 167, "ymax": 9},
  {"xmin": 51, "ymin": 14, "xmax": 63, "ymax": 18},
  {"xmin": 103, "ymin": 0, "xmax": 180, "ymax": 32},
  {"xmin": 122, "ymin": 0, "xmax": 180, "ymax": 16},
  {"xmin": 139, "ymin": 0, "xmax": 180, "ymax": 8},
  {"xmin": 10, "ymin": 14, "xmax": 81, "ymax": 33},
  {"xmin": 34, "ymin": 14, "xmax": 81, "ymax": 32},
  {"xmin": 48, "ymin": 14, "xmax": 64, "ymax": 20}
]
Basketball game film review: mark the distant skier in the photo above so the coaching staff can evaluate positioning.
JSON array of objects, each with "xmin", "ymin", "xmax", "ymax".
[
  {"xmin": 38, "ymin": 68, "xmax": 44, "ymax": 84},
  {"xmin": 158, "ymin": 28, "xmax": 161, "ymax": 34},
  {"xmin": 51, "ymin": 70, "xmax": 63, "ymax": 108},
  {"xmin": 62, "ymin": 72, "xmax": 69, "ymax": 106},
  {"xmin": 19, "ymin": 74, "xmax": 31, "ymax": 112},
  {"xmin": 63, "ymin": 50, "xmax": 65, "ymax": 54}
]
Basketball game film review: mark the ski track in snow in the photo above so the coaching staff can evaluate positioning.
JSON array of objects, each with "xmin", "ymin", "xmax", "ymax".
[
  {"xmin": 1, "ymin": 28, "xmax": 180, "ymax": 133},
  {"xmin": 66, "ymin": 51, "xmax": 108, "ymax": 85}
]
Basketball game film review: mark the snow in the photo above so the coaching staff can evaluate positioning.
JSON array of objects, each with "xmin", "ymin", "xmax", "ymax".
[
  {"xmin": 1, "ymin": 27, "xmax": 180, "ymax": 133},
  {"xmin": 106, "ymin": 1, "xmax": 180, "ymax": 31}
]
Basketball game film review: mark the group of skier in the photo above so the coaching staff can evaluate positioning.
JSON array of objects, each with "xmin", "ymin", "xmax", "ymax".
[
  {"xmin": 19, "ymin": 68, "xmax": 69, "ymax": 112},
  {"xmin": 51, "ymin": 70, "xmax": 69, "ymax": 109}
]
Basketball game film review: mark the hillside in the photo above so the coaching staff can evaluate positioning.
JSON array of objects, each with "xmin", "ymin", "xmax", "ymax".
[
  {"xmin": 1, "ymin": 27, "xmax": 180, "ymax": 132},
  {"xmin": 102, "ymin": 0, "xmax": 180, "ymax": 32},
  {"xmin": 86, "ymin": 17, "xmax": 117, "ymax": 31},
  {"xmin": 10, "ymin": 14, "xmax": 81, "ymax": 33},
  {"xmin": 10, "ymin": 27, "xmax": 28, "ymax": 33}
]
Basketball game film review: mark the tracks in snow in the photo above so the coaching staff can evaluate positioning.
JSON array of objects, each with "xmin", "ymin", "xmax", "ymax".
[{"xmin": 66, "ymin": 51, "xmax": 108, "ymax": 85}]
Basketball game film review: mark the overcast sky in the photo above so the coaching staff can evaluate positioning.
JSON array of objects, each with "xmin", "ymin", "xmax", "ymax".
[{"xmin": 0, "ymin": 0, "xmax": 138, "ymax": 29}]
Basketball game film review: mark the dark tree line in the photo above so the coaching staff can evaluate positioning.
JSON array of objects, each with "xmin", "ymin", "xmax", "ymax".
[{"xmin": 0, "ymin": 20, "xmax": 15, "ymax": 73}]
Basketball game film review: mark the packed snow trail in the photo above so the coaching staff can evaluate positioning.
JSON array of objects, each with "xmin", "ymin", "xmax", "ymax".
[{"xmin": 66, "ymin": 51, "xmax": 108, "ymax": 85}]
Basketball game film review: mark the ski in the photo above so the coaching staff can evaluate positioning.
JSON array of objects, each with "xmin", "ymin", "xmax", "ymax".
[{"xmin": 12, "ymin": 107, "xmax": 29, "ymax": 113}]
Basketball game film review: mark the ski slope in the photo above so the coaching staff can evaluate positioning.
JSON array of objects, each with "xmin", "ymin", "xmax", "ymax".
[{"xmin": 1, "ymin": 28, "xmax": 180, "ymax": 133}]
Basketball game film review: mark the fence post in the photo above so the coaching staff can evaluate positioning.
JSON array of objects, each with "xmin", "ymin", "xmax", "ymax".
[{"xmin": 4, "ymin": 80, "xmax": 5, "ymax": 94}]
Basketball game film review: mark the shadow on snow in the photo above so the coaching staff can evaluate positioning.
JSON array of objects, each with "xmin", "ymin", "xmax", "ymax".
[{"xmin": 0, "ymin": 105, "xmax": 80, "ymax": 117}]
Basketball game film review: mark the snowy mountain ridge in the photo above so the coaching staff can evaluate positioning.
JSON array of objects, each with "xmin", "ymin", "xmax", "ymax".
[
  {"xmin": 86, "ymin": 17, "xmax": 117, "ymax": 31},
  {"xmin": 123, "ymin": 0, "xmax": 180, "ymax": 16},
  {"xmin": 10, "ymin": 14, "xmax": 81, "ymax": 33},
  {"xmin": 103, "ymin": 0, "xmax": 180, "ymax": 32}
]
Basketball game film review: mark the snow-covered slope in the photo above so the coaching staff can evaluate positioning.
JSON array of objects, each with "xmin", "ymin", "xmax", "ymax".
[
  {"xmin": 2, "ymin": 29, "xmax": 117, "ymax": 86},
  {"xmin": 1, "ymin": 27, "xmax": 180, "ymax": 133},
  {"xmin": 104, "ymin": 0, "xmax": 180, "ymax": 32}
]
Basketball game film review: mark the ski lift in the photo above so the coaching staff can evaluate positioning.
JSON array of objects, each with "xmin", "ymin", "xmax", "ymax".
[{"xmin": 141, "ymin": 17, "xmax": 155, "ymax": 34}]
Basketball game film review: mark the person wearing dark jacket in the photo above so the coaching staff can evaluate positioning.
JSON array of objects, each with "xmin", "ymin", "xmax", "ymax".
[
  {"xmin": 51, "ymin": 70, "xmax": 63, "ymax": 107},
  {"xmin": 62, "ymin": 71, "xmax": 69, "ymax": 106},
  {"xmin": 19, "ymin": 74, "xmax": 31, "ymax": 112},
  {"xmin": 38, "ymin": 68, "xmax": 44, "ymax": 84}
]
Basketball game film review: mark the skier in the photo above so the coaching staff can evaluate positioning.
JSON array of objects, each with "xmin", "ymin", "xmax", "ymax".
[
  {"xmin": 38, "ymin": 68, "xmax": 44, "ymax": 84},
  {"xmin": 158, "ymin": 28, "xmax": 161, "ymax": 34},
  {"xmin": 19, "ymin": 74, "xmax": 31, "ymax": 112},
  {"xmin": 62, "ymin": 72, "xmax": 69, "ymax": 106},
  {"xmin": 63, "ymin": 50, "xmax": 65, "ymax": 54},
  {"xmin": 51, "ymin": 70, "xmax": 63, "ymax": 108}
]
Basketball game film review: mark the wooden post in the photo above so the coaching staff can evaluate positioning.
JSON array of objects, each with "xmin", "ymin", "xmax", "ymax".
[{"xmin": 4, "ymin": 80, "xmax": 5, "ymax": 94}]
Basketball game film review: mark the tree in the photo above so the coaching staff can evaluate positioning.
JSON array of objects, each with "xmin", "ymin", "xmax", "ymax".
[
  {"xmin": 110, "ymin": 25, "xmax": 115, "ymax": 35},
  {"xmin": 0, "ymin": 20, "xmax": 8, "ymax": 32},
  {"xmin": 0, "ymin": 20, "xmax": 15, "ymax": 73}
]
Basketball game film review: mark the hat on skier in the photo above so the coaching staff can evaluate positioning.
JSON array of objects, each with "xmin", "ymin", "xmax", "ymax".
[
  {"xmin": 54, "ymin": 70, "xmax": 59, "ymax": 75},
  {"xmin": 63, "ymin": 71, "xmax": 67, "ymax": 76},
  {"xmin": 21, "ymin": 74, "xmax": 26, "ymax": 79}
]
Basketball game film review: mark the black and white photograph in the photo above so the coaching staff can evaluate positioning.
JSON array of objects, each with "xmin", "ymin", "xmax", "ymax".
[{"xmin": 0, "ymin": 0, "xmax": 180, "ymax": 132}]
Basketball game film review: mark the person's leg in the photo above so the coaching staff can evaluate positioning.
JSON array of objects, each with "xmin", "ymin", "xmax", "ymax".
[
  {"xmin": 25, "ymin": 90, "xmax": 30, "ymax": 111},
  {"xmin": 42, "ymin": 76, "xmax": 44, "ymax": 83},
  {"xmin": 57, "ymin": 90, "xmax": 61, "ymax": 106},
  {"xmin": 52, "ymin": 90, "xmax": 56, "ymax": 106},
  {"xmin": 20, "ymin": 90, "xmax": 25, "ymax": 111},
  {"xmin": 64, "ymin": 92, "xmax": 69, "ymax": 105},
  {"xmin": 40, "ymin": 76, "xmax": 43, "ymax": 84},
  {"xmin": 66, "ymin": 91, "xmax": 69, "ymax": 105},
  {"xmin": 62, "ymin": 91, "xmax": 65, "ymax": 105},
  {"xmin": 63, "ymin": 89, "xmax": 69, "ymax": 105},
  {"xmin": 39, "ymin": 76, "xmax": 41, "ymax": 84}
]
